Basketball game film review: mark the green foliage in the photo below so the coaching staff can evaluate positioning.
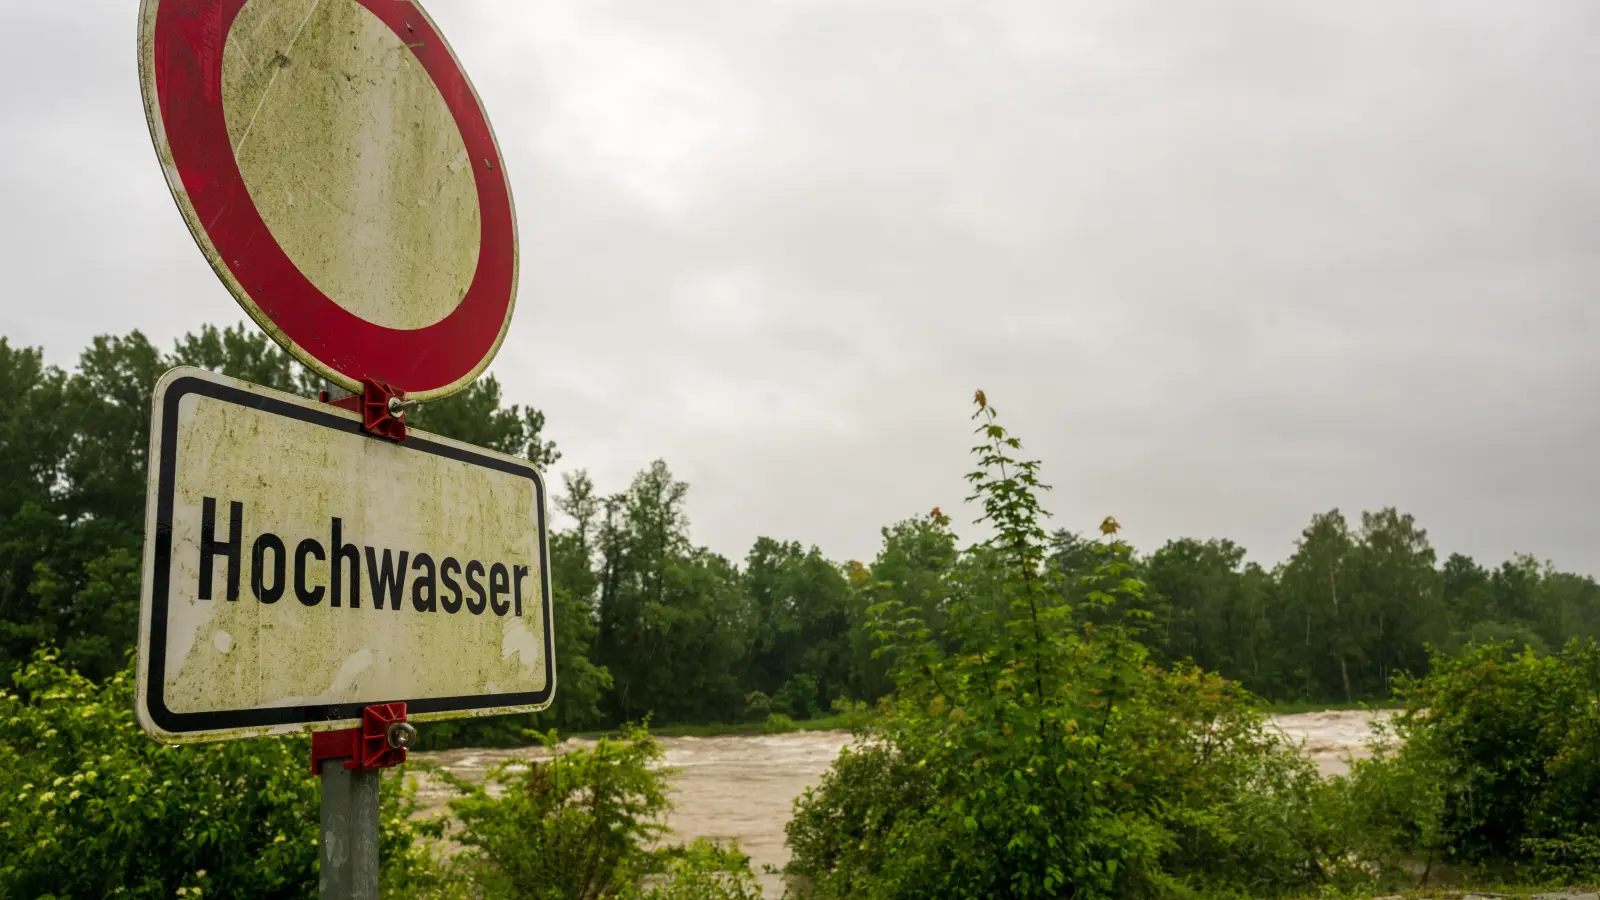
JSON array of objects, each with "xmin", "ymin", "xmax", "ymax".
[
  {"xmin": 744, "ymin": 539, "xmax": 852, "ymax": 718},
  {"xmin": 13, "ymin": 322, "xmax": 1600, "ymax": 746},
  {"xmin": 761, "ymin": 712, "xmax": 798, "ymax": 734},
  {"xmin": 408, "ymin": 375, "xmax": 561, "ymax": 471},
  {"xmin": 1140, "ymin": 503, "xmax": 1600, "ymax": 707},
  {"xmin": 786, "ymin": 393, "xmax": 1360, "ymax": 899},
  {"xmin": 827, "ymin": 696, "xmax": 873, "ymax": 730},
  {"xmin": 1521, "ymin": 832, "xmax": 1600, "ymax": 886},
  {"xmin": 0, "ymin": 650, "xmax": 430, "ymax": 898},
  {"xmin": 438, "ymin": 724, "xmax": 671, "ymax": 898},
  {"xmin": 432, "ymin": 723, "xmax": 758, "ymax": 899},
  {"xmin": 1343, "ymin": 639, "xmax": 1600, "ymax": 883},
  {"xmin": 0, "ymin": 339, "xmax": 68, "ymax": 517},
  {"xmin": 380, "ymin": 785, "xmax": 471, "ymax": 900},
  {"xmin": 169, "ymin": 323, "xmax": 321, "ymax": 396},
  {"xmin": 10, "ymin": 323, "xmax": 1600, "ymax": 897},
  {"xmin": 848, "ymin": 513, "xmax": 958, "ymax": 704},
  {"xmin": 0, "ymin": 324, "xmax": 601, "ymax": 751},
  {"xmin": 743, "ymin": 690, "xmax": 772, "ymax": 721},
  {"xmin": 545, "ymin": 471, "xmax": 615, "ymax": 730},
  {"xmin": 618, "ymin": 839, "xmax": 764, "ymax": 900},
  {"xmin": 774, "ymin": 674, "xmax": 822, "ymax": 719},
  {"xmin": 594, "ymin": 462, "xmax": 756, "ymax": 725},
  {"xmin": 3, "ymin": 330, "xmax": 164, "ymax": 681}
]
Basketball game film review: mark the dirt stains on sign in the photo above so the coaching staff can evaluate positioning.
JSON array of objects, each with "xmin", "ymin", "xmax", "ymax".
[
  {"xmin": 137, "ymin": 370, "xmax": 553, "ymax": 743},
  {"xmin": 221, "ymin": 0, "xmax": 480, "ymax": 330}
]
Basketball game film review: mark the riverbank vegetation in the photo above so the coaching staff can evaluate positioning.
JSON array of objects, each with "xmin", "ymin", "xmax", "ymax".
[
  {"xmin": 4, "ymin": 324, "xmax": 1600, "ymax": 896},
  {"xmin": 5, "ymin": 326, "xmax": 1596, "ymax": 747},
  {"xmin": 0, "ymin": 649, "xmax": 760, "ymax": 899},
  {"xmin": 788, "ymin": 395, "xmax": 1356, "ymax": 898},
  {"xmin": 783, "ymin": 394, "xmax": 1600, "ymax": 897}
]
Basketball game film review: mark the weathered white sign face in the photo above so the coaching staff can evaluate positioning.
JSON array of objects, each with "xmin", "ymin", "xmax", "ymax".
[
  {"xmin": 136, "ymin": 368, "xmax": 554, "ymax": 744},
  {"xmin": 138, "ymin": 0, "xmax": 519, "ymax": 400}
]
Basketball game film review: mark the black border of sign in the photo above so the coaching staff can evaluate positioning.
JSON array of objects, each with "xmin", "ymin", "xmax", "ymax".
[{"xmin": 144, "ymin": 375, "xmax": 555, "ymax": 735}]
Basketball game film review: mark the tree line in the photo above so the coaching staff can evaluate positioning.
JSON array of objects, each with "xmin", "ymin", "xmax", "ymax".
[{"xmin": 4, "ymin": 324, "xmax": 1598, "ymax": 741}]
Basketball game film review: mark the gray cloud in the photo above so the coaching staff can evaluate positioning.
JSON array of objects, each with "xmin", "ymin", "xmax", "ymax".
[{"xmin": 4, "ymin": 0, "xmax": 1598, "ymax": 573}]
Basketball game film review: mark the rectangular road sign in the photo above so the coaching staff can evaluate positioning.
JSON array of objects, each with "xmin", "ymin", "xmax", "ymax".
[{"xmin": 135, "ymin": 367, "xmax": 555, "ymax": 743}]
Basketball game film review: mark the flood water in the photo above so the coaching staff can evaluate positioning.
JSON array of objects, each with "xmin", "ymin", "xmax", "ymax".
[{"xmin": 410, "ymin": 709, "xmax": 1387, "ymax": 898}]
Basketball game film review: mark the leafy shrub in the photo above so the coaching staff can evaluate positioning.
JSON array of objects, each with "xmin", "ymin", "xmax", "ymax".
[
  {"xmin": 775, "ymin": 674, "xmax": 821, "ymax": 719},
  {"xmin": 438, "ymin": 724, "xmax": 669, "ymax": 897},
  {"xmin": 785, "ymin": 394, "xmax": 1361, "ymax": 899},
  {"xmin": 1344, "ymin": 639, "xmax": 1600, "ymax": 882},
  {"xmin": 784, "ymin": 738, "xmax": 935, "ymax": 894},
  {"xmin": 743, "ymin": 691, "xmax": 772, "ymax": 721},
  {"xmin": 788, "ymin": 668, "xmax": 1352, "ymax": 899},
  {"xmin": 436, "ymin": 724, "xmax": 759, "ymax": 899},
  {"xmin": 620, "ymin": 839, "xmax": 763, "ymax": 900},
  {"xmin": 761, "ymin": 713, "xmax": 798, "ymax": 735},
  {"xmin": 1522, "ymin": 832, "xmax": 1600, "ymax": 886},
  {"xmin": 828, "ymin": 696, "xmax": 873, "ymax": 730},
  {"xmin": 0, "ymin": 650, "xmax": 435, "ymax": 898}
]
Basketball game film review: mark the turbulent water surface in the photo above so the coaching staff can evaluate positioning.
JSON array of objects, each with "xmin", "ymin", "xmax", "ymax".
[{"xmin": 410, "ymin": 710, "xmax": 1387, "ymax": 898}]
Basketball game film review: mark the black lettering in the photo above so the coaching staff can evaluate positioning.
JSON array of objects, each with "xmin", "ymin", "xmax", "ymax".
[
  {"xmin": 513, "ymin": 565, "xmax": 529, "ymax": 617},
  {"xmin": 365, "ymin": 547, "xmax": 409, "ymax": 611},
  {"xmin": 465, "ymin": 561, "xmax": 487, "ymax": 615},
  {"xmin": 198, "ymin": 497, "xmax": 243, "ymax": 601},
  {"xmin": 330, "ymin": 517, "xmax": 361, "ymax": 609},
  {"xmin": 295, "ymin": 539, "xmax": 326, "ymax": 606},
  {"xmin": 489, "ymin": 563, "xmax": 510, "ymax": 616},
  {"xmin": 251, "ymin": 533, "xmax": 286, "ymax": 604},
  {"xmin": 440, "ymin": 557, "xmax": 463, "ymax": 614},
  {"xmin": 411, "ymin": 553, "xmax": 437, "ymax": 613}
]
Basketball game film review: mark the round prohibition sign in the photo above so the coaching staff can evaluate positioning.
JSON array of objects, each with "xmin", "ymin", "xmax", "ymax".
[{"xmin": 139, "ymin": 0, "xmax": 518, "ymax": 400}]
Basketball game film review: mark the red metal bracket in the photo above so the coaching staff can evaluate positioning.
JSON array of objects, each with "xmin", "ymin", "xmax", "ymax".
[
  {"xmin": 309, "ymin": 702, "xmax": 410, "ymax": 775},
  {"xmin": 357, "ymin": 379, "xmax": 408, "ymax": 442},
  {"xmin": 318, "ymin": 379, "xmax": 408, "ymax": 441}
]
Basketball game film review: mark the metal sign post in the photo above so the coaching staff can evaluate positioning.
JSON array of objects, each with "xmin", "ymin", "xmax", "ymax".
[
  {"xmin": 318, "ymin": 381, "xmax": 381, "ymax": 900},
  {"xmin": 135, "ymin": 368, "xmax": 556, "ymax": 743},
  {"xmin": 133, "ymin": 369, "xmax": 555, "ymax": 897},
  {"xmin": 317, "ymin": 384, "xmax": 413, "ymax": 900},
  {"xmin": 320, "ymin": 761, "xmax": 381, "ymax": 900},
  {"xmin": 133, "ymin": 0, "xmax": 540, "ymax": 893},
  {"xmin": 313, "ymin": 703, "xmax": 416, "ymax": 898}
]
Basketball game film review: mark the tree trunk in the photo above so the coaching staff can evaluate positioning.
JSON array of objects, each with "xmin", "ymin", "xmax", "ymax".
[{"xmin": 1304, "ymin": 613, "xmax": 1312, "ymax": 695}]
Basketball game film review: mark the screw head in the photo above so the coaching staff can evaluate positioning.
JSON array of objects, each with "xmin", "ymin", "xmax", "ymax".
[
  {"xmin": 387, "ymin": 397, "xmax": 406, "ymax": 418},
  {"xmin": 385, "ymin": 721, "xmax": 417, "ymax": 750}
]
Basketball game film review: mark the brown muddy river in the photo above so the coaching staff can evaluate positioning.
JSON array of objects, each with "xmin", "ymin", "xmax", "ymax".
[{"xmin": 409, "ymin": 710, "xmax": 1387, "ymax": 898}]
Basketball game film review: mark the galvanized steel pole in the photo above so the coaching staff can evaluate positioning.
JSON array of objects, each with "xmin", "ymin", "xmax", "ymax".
[
  {"xmin": 319, "ymin": 761, "xmax": 381, "ymax": 899},
  {"xmin": 318, "ymin": 382, "xmax": 378, "ymax": 900}
]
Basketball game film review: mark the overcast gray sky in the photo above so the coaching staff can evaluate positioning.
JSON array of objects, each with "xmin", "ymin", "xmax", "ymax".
[{"xmin": 3, "ymin": 1, "xmax": 1598, "ymax": 573}]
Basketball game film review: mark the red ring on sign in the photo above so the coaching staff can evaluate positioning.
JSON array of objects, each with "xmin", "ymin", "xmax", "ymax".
[{"xmin": 151, "ymin": 0, "xmax": 514, "ymax": 395}]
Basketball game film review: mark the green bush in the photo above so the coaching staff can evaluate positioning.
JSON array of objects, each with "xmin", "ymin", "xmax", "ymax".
[
  {"xmin": 0, "ymin": 651, "xmax": 751, "ymax": 900},
  {"xmin": 787, "ymin": 667, "xmax": 1353, "ymax": 900},
  {"xmin": 783, "ymin": 738, "xmax": 935, "ymax": 894},
  {"xmin": 828, "ymin": 696, "xmax": 874, "ymax": 730},
  {"xmin": 1344, "ymin": 638, "xmax": 1600, "ymax": 882},
  {"xmin": 0, "ymin": 650, "xmax": 436, "ymax": 898},
  {"xmin": 785, "ymin": 395, "xmax": 1362, "ymax": 900},
  {"xmin": 743, "ymin": 691, "xmax": 773, "ymax": 722},
  {"xmin": 435, "ymin": 724, "xmax": 759, "ymax": 899},
  {"xmin": 761, "ymin": 712, "xmax": 798, "ymax": 734},
  {"xmin": 775, "ymin": 674, "xmax": 821, "ymax": 719},
  {"xmin": 620, "ymin": 839, "xmax": 763, "ymax": 900}
]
